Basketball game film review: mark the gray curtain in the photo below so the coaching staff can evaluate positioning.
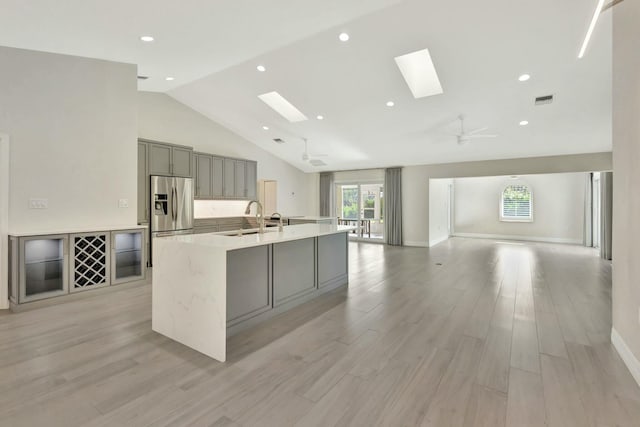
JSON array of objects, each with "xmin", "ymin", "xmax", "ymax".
[
  {"xmin": 600, "ymin": 171, "xmax": 613, "ymax": 260},
  {"xmin": 584, "ymin": 173, "xmax": 593, "ymax": 247},
  {"xmin": 384, "ymin": 167, "xmax": 403, "ymax": 246},
  {"xmin": 319, "ymin": 172, "xmax": 334, "ymax": 217}
]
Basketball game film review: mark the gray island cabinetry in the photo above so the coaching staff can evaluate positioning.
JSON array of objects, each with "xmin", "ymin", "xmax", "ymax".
[{"xmin": 152, "ymin": 224, "xmax": 354, "ymax": 362}]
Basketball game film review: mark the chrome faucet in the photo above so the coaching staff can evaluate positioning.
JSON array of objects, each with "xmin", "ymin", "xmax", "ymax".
[
  {"xmin": 271, "ymin": 212, "xmax": 284, "ymax": 232},
  {"xmin": 245, "ymin": 200, "xmax": 265, "ymax": 234}
]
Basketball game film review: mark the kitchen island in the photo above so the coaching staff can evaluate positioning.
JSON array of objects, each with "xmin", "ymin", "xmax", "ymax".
[{"xmin": 152, "ymin": 223, "xmax": 356, "ymax": 362}]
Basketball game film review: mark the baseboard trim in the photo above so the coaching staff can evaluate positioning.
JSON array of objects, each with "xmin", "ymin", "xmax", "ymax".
[
  {"xmin": 452, "ymin": 232, "xmax": 582, "ymax": 245},
  {"xmin": 611, "ymin": 327, "xmax": 640, "ymax": 387},
  {"xmin": 404, "ymin": 240, "xmax": 428, "ymax": 247},
  {"xmin": 428, "ymin": 235, "xmax": 450, "ymax": 247}
]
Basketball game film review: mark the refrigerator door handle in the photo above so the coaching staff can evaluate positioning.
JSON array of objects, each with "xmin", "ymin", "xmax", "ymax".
[{"xmin": 172, "ymin": 186, "xmax": 177, "ymax": 223}]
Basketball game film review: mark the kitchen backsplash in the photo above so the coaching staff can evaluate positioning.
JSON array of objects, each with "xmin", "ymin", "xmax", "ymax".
[{"xmin": 194, "ymin": 200, "xmax": 252, "ymax": 218}]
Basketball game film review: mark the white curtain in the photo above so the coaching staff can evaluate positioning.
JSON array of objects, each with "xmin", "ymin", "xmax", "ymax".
[
  {"xmin": 319, "ymin": 172, "xmax": 334, "ymax": 217},
  {"xmin": 384, "ymin": 168, "xmax": 403, "ymax": 246}
]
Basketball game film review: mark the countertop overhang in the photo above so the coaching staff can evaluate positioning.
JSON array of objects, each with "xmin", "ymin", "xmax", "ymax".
[{"xmin": 155, "ymin": 223, "xmax": 357, "ymax": 250}]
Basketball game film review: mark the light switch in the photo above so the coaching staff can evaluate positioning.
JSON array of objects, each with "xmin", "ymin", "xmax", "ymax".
[
  {"xmin": 29, "ymin": 198, "xmax": 48, "ymax": 209},
  {"xmin": 118, "ymin": 199, "xmax": 129, "ymax": 208}
]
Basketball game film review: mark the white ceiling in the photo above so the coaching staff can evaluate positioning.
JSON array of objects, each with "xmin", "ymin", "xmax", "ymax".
[{"xmin": 0, "ymin": 0, "xmax": 612, "ymax": 172}]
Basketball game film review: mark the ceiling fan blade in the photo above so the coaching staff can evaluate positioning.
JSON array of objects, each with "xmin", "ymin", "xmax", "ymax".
[
  {"xmin": 309, "ymin": 159, "xmax": 327, "ymax": 166},
  {"xmin": 309, "ymin": 153, "xmax": 328, "ymax": 157},
  {"xmin": 467, "ymin": 126, "xmax": 489, "ymax": 135}
]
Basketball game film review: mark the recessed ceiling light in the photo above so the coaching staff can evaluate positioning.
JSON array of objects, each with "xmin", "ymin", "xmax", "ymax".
[
  {"xmin": 386, "ymin": 101, "xmax": 395, "ymax": 107},
  {"xmin": 338, "ymin": 32, "xmax": 350, "ymax": 42},
  {"xmin": 257, "ymin": 65, "xmax": 266, "ymax": 72},
  {"xmin": 165, "ymin": 77, "xmax": 174, "ymax": 81},
  {"xmin": 519, "ymin": 120, "xmax": 529, "ymax": 126},
  {"xmin": 262, "ymin": 126, "xmax": 269, "ymax": 130},
  {"xmin": 518, "ymin": 74, "xmax": 531, "ymax": 82},
  {"xmin": 578, "ymin": 0, "xmax": 606, "ymax": 58},
  {"xmin": 316, "ymin": 115, "xmax": 324, "ymax": 120},
  {"xmin": 140, "ymin": 36, "xmax": 154, "ymax": 42},
  {"xmin": 394, "ymin": 48, "xmax": 444, "ymax": 99},
  {"xmin": 258, "ymin": 91, "xmax": 308, "ymax": 123}
]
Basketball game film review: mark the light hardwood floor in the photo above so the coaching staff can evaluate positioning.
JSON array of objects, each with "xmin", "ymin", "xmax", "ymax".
[{"xmin": 1, "ymin": 237, "xmax": 639, "ymax": 426}]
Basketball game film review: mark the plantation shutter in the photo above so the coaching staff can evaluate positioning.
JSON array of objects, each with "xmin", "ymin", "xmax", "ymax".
[{"xmin": 501, "ymin": 185, "xmax": 532, "ymax": 219}]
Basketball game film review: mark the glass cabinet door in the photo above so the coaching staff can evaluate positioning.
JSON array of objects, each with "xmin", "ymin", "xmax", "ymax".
[
  {"xmin": 111, "ymin": 230, "xmax": 146, "ymax": 285},
  {"xmin": 20, "ymin": 235, "xmax": 69, "ymax": 302}
]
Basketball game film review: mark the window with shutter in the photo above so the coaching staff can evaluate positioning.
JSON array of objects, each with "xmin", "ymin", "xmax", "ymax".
[{"xmin": 500, "ymin": 184, "xmax": 532, "ymax": 221}]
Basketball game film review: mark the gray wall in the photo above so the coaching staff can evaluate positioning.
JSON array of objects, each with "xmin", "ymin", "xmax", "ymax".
[{"xmin": 612, "ymin": 0, "xmax": 640, "ymax": 380}]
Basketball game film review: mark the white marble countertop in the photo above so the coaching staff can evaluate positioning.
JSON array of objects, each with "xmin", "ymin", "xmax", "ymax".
[
  {"xmin": 287, "ymin": 216, "xmax": 337, "ymax": 221},
  {"xmin": 156, "ymin": 223, "xmax": 356, "ymax": 250},
  {"xmin": 9, "ymin": 224, "xmax": 148, "ymax": 237}
]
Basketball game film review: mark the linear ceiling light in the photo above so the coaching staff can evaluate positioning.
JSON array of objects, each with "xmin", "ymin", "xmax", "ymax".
[
  {"xmin": 578, "ymin": 0, "xmax": 606, "ymax": 59},
  {"xmin": 394, "ymin": 48, "xmax": 443, "ymax": 99},
  {"xmin": 258, "ymin": 91, "xmax": 308, "ymax": 122}
]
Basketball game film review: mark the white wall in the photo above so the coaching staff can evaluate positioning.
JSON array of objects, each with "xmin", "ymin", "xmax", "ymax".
[
  {"xmin": 0, "ymin": 47, "xmax": 138, "ymax": 233},
  {"xmin": 138, "ymin": 92, "xmax": 316, "ymax": 217},
  {"xmin": 453, "ymin": 173, "xmax": 585, "ymax": 244},
  {"xmin": 612, "ymin": 0, "xmax": 640, "ymax": 385},
  {"xmin": 402, "ymin": 152, "xmax": 611, "ymax": 247},
  {"xmin": 428, "ymin": 179, "xmax": 452, "ymax": 247}
]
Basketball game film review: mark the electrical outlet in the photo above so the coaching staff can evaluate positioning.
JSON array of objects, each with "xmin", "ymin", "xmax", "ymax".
[
  {"xmin": 118, "ymin": 199, "xmax": 129, "ymax": 208},
  {"xmin": 29, "ymin": 198, "xmax": 48, "ymax": 209}
]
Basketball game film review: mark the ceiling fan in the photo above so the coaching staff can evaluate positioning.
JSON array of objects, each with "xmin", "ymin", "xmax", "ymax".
[
  {"xmin": 301, "ymin": 138, "xmax": 328, "ymax": 166},
  {"xmin": 451, "ymin": 115, "xmax": 498, "ymax": 145}
]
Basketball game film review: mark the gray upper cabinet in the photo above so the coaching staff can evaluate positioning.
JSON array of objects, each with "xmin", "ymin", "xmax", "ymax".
[
  {"xmin": 172, "ymin": 146, "xmax": 193, "ymax": 177},
  {"xmin": 234, "ymin": 160, "xmax": 246, "ymax": 199},
  {"xmin": 146, "ymin": 140, "xmax": 193, "ymax": 178},
  {"xmin": 137, "ymin": 142, "xmax": 149, "ymax": 223},
  {"xmin": 246, "ymin": 161, "xmax": 257, "ymax": 200},
  {"xmin": 148, "ymin": 143, "xmax": 172, "ymax": 175},
  {"xmin": 213, "ymin": 157, "xmax": 224, "ymax": 198},
  {"xmin": 223, "ymin": 158, "xmax": 236, "ymax": 198},
  {"xmin": 194, "ymin": 153, "xmax": 213, "ymax": 199}
]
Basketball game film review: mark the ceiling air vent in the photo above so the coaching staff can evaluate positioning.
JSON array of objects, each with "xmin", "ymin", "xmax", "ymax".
[
  {"xmin": 273, "ymin": 138, "xmax": 285, "ymax": 144},
  {"xmin": 137, "ymin": 75, "xmax": 149, "ymax": 80},
  {"xmin": 535, "ymin": 94, "xmax": 554, "ymax": 105}
]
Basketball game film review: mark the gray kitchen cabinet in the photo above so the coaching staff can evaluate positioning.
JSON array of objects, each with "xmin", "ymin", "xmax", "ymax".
[
  {"xmin": 137, "ymin": 142, "xmax": 149, "ymax": 223},
  {"xmin": 70, "ymin": 232, "xmax": 110, "ymax": 293},
  {"xmin": 9, "ymin": 234, "xmax": 70, "ymax": 303},
  {"xmin": 234, "ymin": 160, "xmax": 246, "ymax": 198},
  {"xmin": 145, "ymin": 140, "xmax": 193, "ymax": 178},
  {"xmin": 246, "ymin": 161, "xmax": 257, "ymax": 200},
  {"xmin": 273, "ymin": 238, "xmax": 316, "ymax": 306},
  {"xmin": 226, "ymin": 245, "xmax": 272, "ymax": 325},
  {"xmin": 194, "ymin": 153, "xmax": 213, "ymax": 199},
  {"xmin": 172, "ymin": 146, "xmax": 193, "ymax": 177},
  {"xmin": 111, "ymin": 229, "xmax": 146, "ymax": 285},
  {"xmin": 213, "ymin": 157, "xmax": 224, "ymax": 198},
  {"xmin": 148, "ymin": 143, "xmax": 172, "ymax": 175},
  {"xmin": 223, "ymin": 158, "xmax": 236, "ymax": 198},
  {"xmin": 317, "ymin": 233, "xmax": 348, "ymax": 288}
]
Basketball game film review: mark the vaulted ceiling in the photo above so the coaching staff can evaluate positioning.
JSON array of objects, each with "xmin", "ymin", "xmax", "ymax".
[{"xmin": 0, "ymin": 0, "xmax": 612, "ymax": 172}]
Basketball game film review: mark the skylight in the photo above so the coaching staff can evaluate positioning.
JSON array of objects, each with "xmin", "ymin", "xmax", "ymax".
[
  {"xmin": 394, "ymin": 48, "xmax": 443, "ymax": 99},
  {"xmin": 258, "ymin": 91, "xmax": 308, "ymax": 123}
]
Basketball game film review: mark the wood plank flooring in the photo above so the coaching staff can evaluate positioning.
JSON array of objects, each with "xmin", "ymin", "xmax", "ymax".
[{"xmin": 1, "ymin": 237, "xmax": 639, "ymax": 426}]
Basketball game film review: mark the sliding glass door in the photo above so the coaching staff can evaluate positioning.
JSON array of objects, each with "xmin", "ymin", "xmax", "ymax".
[{"xmin": 336, "ymin": 183, "xmax": 384, "ymax": 241}]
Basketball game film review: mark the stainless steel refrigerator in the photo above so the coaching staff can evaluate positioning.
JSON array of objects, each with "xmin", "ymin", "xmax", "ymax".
[{"xmin": 150, "ymin": 175, "xmax": 194, "ymax": 264}]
